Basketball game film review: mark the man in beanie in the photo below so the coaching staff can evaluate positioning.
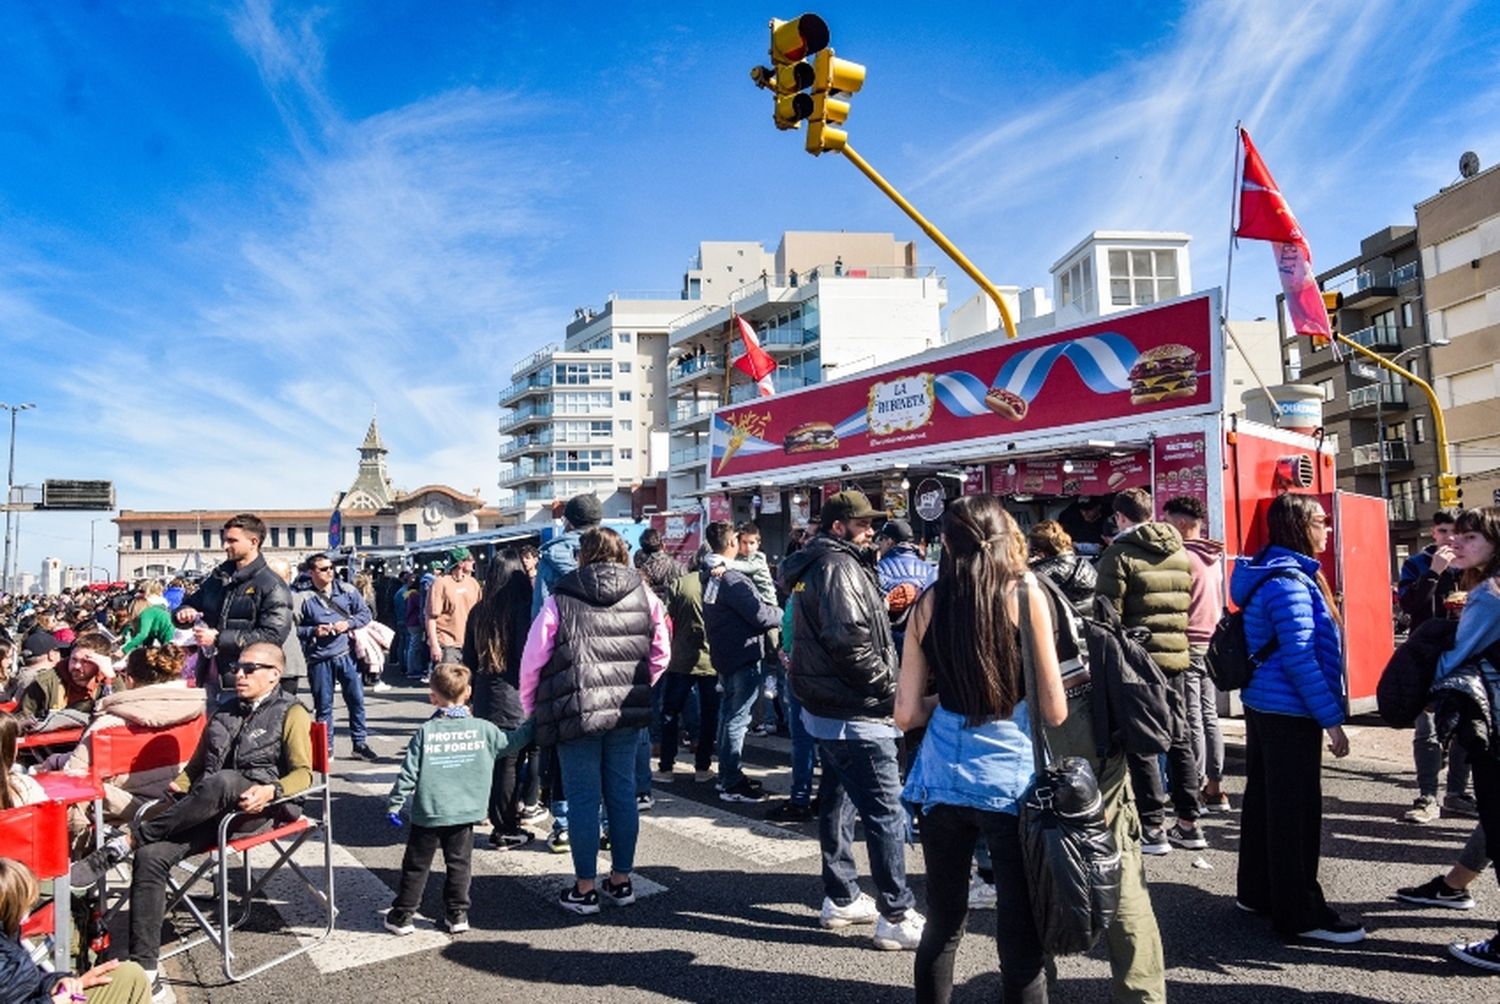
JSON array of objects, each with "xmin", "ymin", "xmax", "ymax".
[
  {"xmin": 778, "ymin": 490, "xmax": 925, "ymax": 950},
  {"xmin": 425, "ymin": 546, "xmax": 481, "ymax": 682},
  {"xmin": 634, "ymin": 528, "xmax": 685, "ymax": 604},
  {"xmin": 533, "ymin": 494, "xmax": 603, "ymax": 618}
]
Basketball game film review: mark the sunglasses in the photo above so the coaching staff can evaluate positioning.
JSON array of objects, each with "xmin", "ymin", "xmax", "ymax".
[
  {"xmin": 230, "ymin": 661, "xmax": 279, "ymax": 674},
  {"xmin": 310, "ymin": 565, "xmax": 333, "ymax": 573}
]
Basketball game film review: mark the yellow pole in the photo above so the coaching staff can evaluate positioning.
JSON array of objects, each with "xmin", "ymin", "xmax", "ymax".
[
  {"xmin": 1333, "ymin": 332, "xmax": 1452, "ymax": 484},
  {"xmin": 838, "ymin": 143, "xmax": 1018, "ymax": 340}
]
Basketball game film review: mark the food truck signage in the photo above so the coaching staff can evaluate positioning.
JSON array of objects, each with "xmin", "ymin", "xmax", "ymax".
[
  {"xmin": 710, "ymin": 295, "xmax": 1217, "ymax": 478},
  {"xmin": 989, "ymin": 452, "xmax": 1151, "ymax": 497},
  {"xmin": 1152, "ymin": 432, "xmax": 1210, "ymax": 515}
]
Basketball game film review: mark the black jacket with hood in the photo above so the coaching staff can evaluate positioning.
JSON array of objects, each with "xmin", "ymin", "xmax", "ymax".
[
  {"xmin": 780, "ymin": 533, "xmax": 898, "ymax": 720},
  {"xmin": 183, "ymin": 554, "xmax": 294, "ymax": 670}
]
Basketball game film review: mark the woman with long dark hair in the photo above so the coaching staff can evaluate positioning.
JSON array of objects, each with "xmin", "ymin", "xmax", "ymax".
[
  {"xmin": 896, "ymin": 494, "xmax": 1066, "ymax": 1004},
  {"xmin": 464, "ymin": 547, "xmax": 536, "ymax": 848},
  {"xmin": 1233, "ymin": 492, "xmax": 1361, "ymax": 944},
  {"xmin": 1435, "ymin": 507, "xmax": 1500, "ymax": 970}
]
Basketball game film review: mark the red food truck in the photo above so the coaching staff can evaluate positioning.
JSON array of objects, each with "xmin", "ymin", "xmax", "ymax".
[{"xmin": 704, "ymin": 291, "xmax": 1393, "ymax": 711}]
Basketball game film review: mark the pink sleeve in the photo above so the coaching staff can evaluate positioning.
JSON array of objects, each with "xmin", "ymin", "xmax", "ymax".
[
  {"xmin": 518, "ymin": 598, "xmax": 560, "ymax": 717},
  {"xmin": 646, "ymin": 590, "xmax": 671, "ymax": 683}
]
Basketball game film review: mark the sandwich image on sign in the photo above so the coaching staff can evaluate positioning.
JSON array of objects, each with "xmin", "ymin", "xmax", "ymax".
[
  {"xmin": 1129, "ymin": 344, "xmax": 1199, "ymax": 404},
  {"xmin": 984, "ymin": 387, "xmax": 1028, "ymax": 421},
  {"xmin": 784, "ymin": 421, "xmax": 839, "ymax": 454}
]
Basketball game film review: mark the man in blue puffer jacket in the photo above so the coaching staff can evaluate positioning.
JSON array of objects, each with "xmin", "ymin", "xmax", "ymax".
[
  {"xmin": 1231, "ymin": 498, "xmax": 1362, "ymax": 945},
  {"xmin": 875, "ymin": 519, "xmax": 936, "ymax": 653}
]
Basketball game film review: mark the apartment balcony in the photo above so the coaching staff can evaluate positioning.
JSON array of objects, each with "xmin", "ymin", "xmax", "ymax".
[
  {"xmin": 670, "ymin": 443, "xmax": 709, "ymax": 468},
  {"xmin": 1347, "ymin": 383, "xmax": 1408, "ymax": 412},
  {"xmin": 1345, "ymin": 267, "xmax": 1402, "ymax": 307},
  {"xmin": 729, "ymin": 373, "xmax": 810, "ymax": 403},
  {"xmin": 729, "ymin": 326, "xmax": 821, "ymax": 365},
  {"xmin": 668, "ymin": 355, "xmax": 727, "ymax": 390},
  {"xmin": 497, "ymin": 459, "xmax": 554, "ymax": 486},
  {"xmin": 498, "ymin": 430, "xmax": 555, "ymax": 460},
  {"xmin": 1344, "ymin": 324, "xmax": 1401, "ymax": 352},
  {"xmin": 498, "ymin": 400, "xmax": 554, "ymax": 434},
  {"xmin": 1349, "ymin": 440, "xmax": 1412, "ymax": 472},
  {"xmin": 500, "ymin": 373, "xmax": 554, "ymax": 406},
  {"xmin": 670, "ymin": 398, "xmax": 720, "ymax": 430},
  {"xmin": 510, "ymin": 343, "xmax": 560, "ymax": 381}
]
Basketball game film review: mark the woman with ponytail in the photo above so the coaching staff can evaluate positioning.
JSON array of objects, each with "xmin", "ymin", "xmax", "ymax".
[{"xmin": 895, "ymin": 494, "xmax": 1066, "ymax": 1004}]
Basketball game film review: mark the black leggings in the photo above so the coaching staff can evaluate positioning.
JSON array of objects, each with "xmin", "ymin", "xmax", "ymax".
[{"xmin": 915, "ymin": 803, "xmax": 1046, "ymax": 1004}]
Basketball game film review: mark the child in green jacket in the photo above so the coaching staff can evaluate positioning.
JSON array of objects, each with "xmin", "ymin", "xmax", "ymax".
[{"xmin": 385, "ymin": 662, "xmax": 528, "ymax": 935}]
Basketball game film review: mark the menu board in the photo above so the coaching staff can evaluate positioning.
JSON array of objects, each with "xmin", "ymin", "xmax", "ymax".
[
  {"xmin": 961, "ymin": 466, "xmax": 986, "ymax": 496},
  {"xmin": 988, "ymin": 451, "xmax": 1151, "ymax": 497},
  {"xmin": 706, "ymin": 494, "xmax": 731, "ymax": 523},
  {"xmin": 1153, "ymin": 432, "xmax": 1209, "ymax": 515}
]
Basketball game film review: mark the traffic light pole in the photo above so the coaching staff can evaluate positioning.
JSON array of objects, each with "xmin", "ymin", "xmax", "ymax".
[
  {"xmin": 1333, "ymin": 332, "xmax": 1457, "ymax": 506},
  {"xmin": 837, "ymin": 143, "xmax": 1018, "ymax": 341}
]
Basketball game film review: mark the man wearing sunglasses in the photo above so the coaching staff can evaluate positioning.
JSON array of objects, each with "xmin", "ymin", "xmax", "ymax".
[
  {"xmin": 295, "ymin": 555, "xmax": 376, "ymax": 761},
  {"xmin": 70, "ymin": 641, "xmax": 313, "ymax": 993}
]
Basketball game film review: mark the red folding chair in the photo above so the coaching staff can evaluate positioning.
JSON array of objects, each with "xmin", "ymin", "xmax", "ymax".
[
  {"xmin": 155, "ymin": 720, "xmax": 335, "ymax": 981},
  {"xmin": 0, "ymin": 699, "xmax": 17, "ymax": 713},
  {"xmin": 0, "ymin": 800, "xmax": 73, "ymax": 972}
]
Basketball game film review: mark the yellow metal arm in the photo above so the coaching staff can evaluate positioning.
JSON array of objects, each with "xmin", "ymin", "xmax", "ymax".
[
  {"xmin": 838, "ymin": 143, "xmax": 1018, "ymax": 340},
  {"xmin": 1333, "ymin": 331, "xmax": 1454, "ymax": 489}
]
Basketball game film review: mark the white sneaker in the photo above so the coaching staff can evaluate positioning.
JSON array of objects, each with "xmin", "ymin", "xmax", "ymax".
[
  {"xmin": 967, "ymin": 874, "xmax": 997, "ymax": 910},
  {"xmin": 872, "ymin": 910, "xmax": 926, "ymax": 950},
  {"xmin": 371, "ymin": 680, "xmax": 393, "ymax": 693},
  {"xmin": 819, "ymin": 892, "xmax": 879, "ymax": 928}
]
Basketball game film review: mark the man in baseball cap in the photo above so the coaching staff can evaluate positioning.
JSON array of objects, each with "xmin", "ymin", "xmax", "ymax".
[
  {"xmin": 874, "ymin": 519, "xmax": 935, "ymax": 651},
  {"xmin": 14, "ymin": 631, "xmax": 63, "ymax": 702}
]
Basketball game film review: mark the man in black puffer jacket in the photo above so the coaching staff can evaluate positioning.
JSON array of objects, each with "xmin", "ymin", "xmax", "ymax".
[
  {"xmin": 175, "ymin": 513, "xmax": 293, "ymax": 682},
  {"xmin": 779, "ymin": 491, "xmax": 924, "ymax": 951}
]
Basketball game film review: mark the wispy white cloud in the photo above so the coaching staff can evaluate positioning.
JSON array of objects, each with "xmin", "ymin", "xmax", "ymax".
[{"xmin": 908, "ymin": 0, "xmax": 1480, "ymax": 315}]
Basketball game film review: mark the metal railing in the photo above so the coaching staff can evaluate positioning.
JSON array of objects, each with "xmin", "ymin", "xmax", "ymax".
[
  {"xmin": 499, "ymin": 430, "xmax": 555, "ymax": 454},
  {"xmin": 497, "ymin": 460, "xmax": 553, "ymax": 486},
  {"xmin": 1351, "ymin": 440, "xmax": 1410, "ymax": 466},
  {"xmin": 1393, "ymin": 261, "xmax": 1419, "ymax": 284},
  {"xmin": 499, "ymin": 401, "xmax": 554, "ymax": 429},
  {"xmin": 670, "ymin": 444, "xmax": 708, "ymax": 467},
  {"xmin": 500, "ymin": 373, "xmax": 553, "ymax": 403},
  {"xmin": 729, "ymin": 373, "xmax": 810, "ymax": 403},
  {"xmin": 1345, "ymin": 324, "xmax": 1401, "ymax": 350},
  {"xmin": 668, "ymin": 264, "xmax": 942, "ymax": 333},
  {"xmin": 1348, "ymin": 384, "xmax": 1407, "ymax": 409},
  {"xmin": 670, "ymin": 355, "xmax": 726, "ymax": 382},
  {"xmin": 607, "ymin": 289, "xmax": 685, "ymax": 301},
  {"xmin": 671, "ymin": 399, "xmax": 720, "ymax": 424},
  {"xmin": 510, "ymin": 343, "xmax": 560, "ymax": 380}
]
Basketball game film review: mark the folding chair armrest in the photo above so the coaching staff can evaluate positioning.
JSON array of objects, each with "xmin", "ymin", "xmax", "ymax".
[{"xmin": 214, "ymin": 781, "xmax": 329, "ymax": 846}]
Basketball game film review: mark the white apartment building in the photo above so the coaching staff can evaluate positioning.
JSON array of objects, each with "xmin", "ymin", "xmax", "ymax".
[
  {"xmin": 39, "ymin": 557, "xmax": 62, "ymax": 595},
  {"xmin": 666, "ymin": 232, "xmax": 947, "ymax": 507}
]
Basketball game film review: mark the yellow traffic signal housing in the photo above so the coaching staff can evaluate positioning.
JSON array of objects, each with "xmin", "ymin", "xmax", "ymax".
[
  {"xmin": 1438, "ymin": 473, "xmax": 1463, "ymax": 509},
  {"xmin": 804, "ymin": 47, "xmax": 865, "ymax": 155},
  {"xmin": 770, "ymin": 14, "xmax": 828, "ymax": 65},
  {"xmin": 1321, "ymin": 290, "xmax": 1343, "ymax": 336},
  {"xmin": 813, "ymin": 48, "xmax": 865, "ymax": 95}
]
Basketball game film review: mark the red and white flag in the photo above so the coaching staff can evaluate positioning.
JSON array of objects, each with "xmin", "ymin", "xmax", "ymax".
[
  {"xmin": 733, "ymin": 314, "xmax": 776, "ymax": 397},
  {"xmin": 1234, "ymin": 126, "xmax": 1331, "ymax": 348}
]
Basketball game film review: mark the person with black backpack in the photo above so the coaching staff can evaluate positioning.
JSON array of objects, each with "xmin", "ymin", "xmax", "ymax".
[{"xmin": 1232, "ymin": 493, "xmax": 1361, "ymax": 945}]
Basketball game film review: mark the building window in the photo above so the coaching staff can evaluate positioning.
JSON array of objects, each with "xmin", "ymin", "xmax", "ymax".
[
  {"xmin": 1373, "ymin": 308, "xmax": 1397, "ymax": 334},
  {"xmin": 618, "ymin": 332, "xmax": 632, "ymax": 343},
  {"xmin": 1401, "ymin": 301, "xmax": 1416, "ymax": 328},
  {"xmin": 403, "ymin": 523, "xmax": 417, "ymax": 543},
  {"xmin": 618, "ymin": 391, "xmax": 632, "ymax": 401},
  {"xmin": 354, "ymin": 525, "xmax": 364, "ymax": 547},
  {"xmin": 151, "ymin": 529, "xmax": 160, "ymax": 549},
  {"xmin": 287, "ymin": 528, "xmax": 297, "ymax": 549},
  {"xmin": 455, "ymin": 522, "xmax": 469, "ymax": 536},
  {"xmin": 1316, "ymin": 379, "xmax": 1334, "ymax": 402},
  {"xmin": 1285, "ymin": 346, "xmax": 1302, "ymax": 381},
  {"xmin": 1414, "ymin": 415, "xmax": 1427, "ymax": 443},
  {"xmin": 620, "ymin": 448, "xmax": 633, "ymax": 460},
  {"xmin": 1385, "ymin": 421, "xmax": 1407, "ymax": 443},
  {"xmin": 1108, "ymin": 248, "xmax": 1178, "ymax": 307},
  {"xmin": 555, "ymin": 448, "xmax": 611, "ymax": 472},
  {"xmin": 555, "ymin": 362, "xmax": 612, "ymax": 385},
  {"xmin": 1407, "ymin": 358, "xmax": 1421, "ymax": 380},
  {"xmin": 1324, "ymin": 431, "xmax": 1340, "ymax": 456},
  {"xmin": 370, "ymin": 526, "xmax": 380, "ymax": 546},
  {"xmin": 202, "ymin": 529, "xmax": 212, "ymax": 548},
  {"xmin": 133, "ymin": 530, "xmax": 143, "ymax": 550},
  {"xmin": 1419, "ymin": 475, "xmax": 1434, "ymax": 503},
  {"xmin": 304, "ymin": 527, "xmax": 313, "ymax": 547},
  {"xmin": 619, "ymin": 419, "xmax": 633, "ymax": 431},
  {"xmin": 271, "ymin": 527, "xmax": 280, "ymax": 547},
  {"xmin": 1059, "ymin": 256, "xmax": 1096, "ymax": 312}
]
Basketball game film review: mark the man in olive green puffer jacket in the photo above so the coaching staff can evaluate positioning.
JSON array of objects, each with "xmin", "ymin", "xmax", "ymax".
[{"xmin": 1095, "ymin": 488, "xmax": 1204, "ymax": 857}]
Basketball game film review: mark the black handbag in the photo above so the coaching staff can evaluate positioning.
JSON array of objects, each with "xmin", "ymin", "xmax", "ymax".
[{"xmin": 1016, "ymin": 578, "xmax": 1122, "ymax": 956}]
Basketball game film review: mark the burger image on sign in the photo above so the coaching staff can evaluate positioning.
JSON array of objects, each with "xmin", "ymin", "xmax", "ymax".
[
  {"xmin": 1129, "ymin": 344, "xmax": 1199, "ymax": 404},
  {"xmin": 784, "ymin": 421, "xmax": 839, "ymax": 454}
]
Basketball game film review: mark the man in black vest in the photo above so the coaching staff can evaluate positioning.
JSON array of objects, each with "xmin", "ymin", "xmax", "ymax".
[{"xmin": 70, "ymin": 642, "xmax": 313, "ymax": 993}]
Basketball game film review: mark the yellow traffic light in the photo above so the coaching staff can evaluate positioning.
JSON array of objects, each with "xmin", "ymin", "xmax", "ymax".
[
  {"xmin": 1439, "ymin": 473, "xmax": 1463, "ymax": 509},
  {"xmin": 769, "ymin": 14, "xmax": 828, "ymax": 65},
  {"xmin": 805, "ymin": 48, "xmax": 865, "ymax": 155},
  {"xmin": 1321, "ymin": 290, "xmax": 1343, "ymax": 336}
]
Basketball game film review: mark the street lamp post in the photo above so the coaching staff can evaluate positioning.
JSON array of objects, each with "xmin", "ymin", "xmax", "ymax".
[
  {"xmin": 88, "ymin": 517, "xmax": 107, "ymax": 584},
  {"xmin": 1, "ymin": 402, "xmax": 36, "ymax": 591}
]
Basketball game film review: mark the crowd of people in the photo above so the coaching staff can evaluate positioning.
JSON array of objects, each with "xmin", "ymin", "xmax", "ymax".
[{"xmin": 4, "ymin": 493, "xmax": 1500, "ymax": 1002}]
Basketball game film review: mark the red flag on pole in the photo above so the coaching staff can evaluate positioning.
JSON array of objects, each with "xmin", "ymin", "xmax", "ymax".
[
  {"xmin": 1233, "ymin": 126, "xmax": 1331, "ymax": 347},
  {"xmin": 733, "ymin": 314, "xmax": 776, "ymax": 397}
]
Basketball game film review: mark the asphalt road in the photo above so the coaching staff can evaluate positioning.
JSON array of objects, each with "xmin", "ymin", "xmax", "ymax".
[{"xmin": 147, "ymin": 679, "xmax": 1497, "ymax": 1003}]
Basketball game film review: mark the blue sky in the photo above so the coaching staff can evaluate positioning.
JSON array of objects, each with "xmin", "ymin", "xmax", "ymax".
[{"xmin": 2, "ymin": 0, "xmax": 1497, "ymax": 576}]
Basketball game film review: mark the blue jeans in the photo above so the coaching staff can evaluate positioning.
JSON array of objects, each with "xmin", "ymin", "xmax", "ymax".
[
  {"xmin": 635, "ymin": 728, "xmax": 652, "ymax": 797},
  {"xmin": 404, "ymin": 634, "xmax": 425, "ymax": 678},
  {"xmin": 717, "ymin": 666, "xmax": 764, "ymax": 788},
  {"xmin": 308, "ymin": 651, "xmax": 366, "ymax": 749},
  {"xmin": 557, "ymin": 727, "xmax": 642, "ymax": 881},
  {"xmin": 816, "ymin": 737, "xmax": 915, "ymax": 920},
  {"xmin": 787, "ymin": 690, "xmax": 817, "ymax": 806}
]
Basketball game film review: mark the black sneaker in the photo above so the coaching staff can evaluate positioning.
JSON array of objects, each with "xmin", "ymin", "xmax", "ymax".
[
  {"xmin": 383, "ymin": 909, "xmax": 416, "ymax": 935},
  {"xmin": 547, "ymin": 830, "xmax": 570, "ymax": 854},
  {"xmin": 1296, "ymin": 918, "xmax": 1366, "ymax": 944},
  {"xmin": 1451, "ymin": 933, "xmax": 1500, "ymax": 972},
  {"xmin": 558, "ymin": 885, "xmax": 600, "ymax": 916},
  {"xmin": 489, "ymin": 829, "xmax": 535, "ymax": 850},
  {"xmin": 720, "ymin": 779, "xmax": 768, "ymax": 803},
  {"xmin": 70, "ymin": 835, "xmax": 130, "ymax": 891},
  {"xmin": 766, "ymin": 800, "xmax": 815, "ymax": 822},
  {"xmin": 1397, "ymin": 875, "xmax": 1476, "ymax": 910},
  {"xmin": 1140, "ymin": 828, "xmax": 1171, "ymax": 855},
  {"xmin": 352, "ymin": 743, "xmax": 381, "ymax": 762},
  {"xmin": 600, "ymin": 877, "xmax": 636, "ymax": 907},
  {"xmin": 445, "ymin": 912, "xmax": 469, "ymax": 934}
]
